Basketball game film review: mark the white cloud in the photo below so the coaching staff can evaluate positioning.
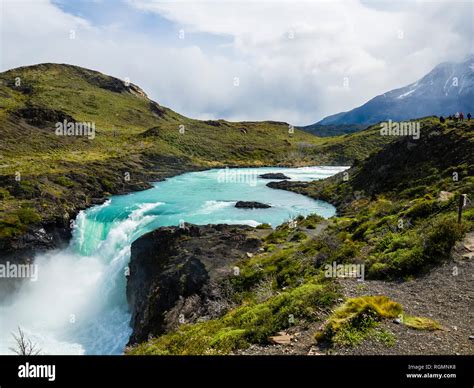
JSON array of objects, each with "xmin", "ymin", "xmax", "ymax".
[{"xmin": 1, "ymin": 0, "xmax": 473, "ymax": 125}]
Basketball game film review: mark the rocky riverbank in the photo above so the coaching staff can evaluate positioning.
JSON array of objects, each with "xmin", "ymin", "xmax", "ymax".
[{"xmin": 0, "ymin": 155, "xmax": 196, "ymax": 263}]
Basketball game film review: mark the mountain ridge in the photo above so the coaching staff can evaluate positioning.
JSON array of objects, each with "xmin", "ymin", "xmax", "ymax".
[{"xmin": 309, "ymin": 56, "xmax": 474, "ymax": 132}]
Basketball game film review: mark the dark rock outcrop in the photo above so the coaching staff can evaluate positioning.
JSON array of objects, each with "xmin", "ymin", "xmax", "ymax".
[
  {"xmin": 14, "ymin": 105, "xmax": 75, "ymax": 128},
  {"xmin": 139, "ymin": 126, "xmax": 161, "ymax": 137},
  {"xmin": 86, "ymin": 74, "xmax": 128, "ymax": 93},
  {"xmin": 126, "ymin": 223, "xmax": 262, "ymax": 345},
  {"xmin": 259, "ymin": 173, "xmax": 291, "ymax": 180},
  {"xmin": 203, "ymin": 120, "xmax": 225, "ymax": 127},
  {"xmin": 267, "ymin": 180, "xmax": 308, "ymax": 191},
  {"xmin": 235, "ymin": 201, "xmax": 271, "ymax": 209},
  {"xmin": 149, "ymin": 101, "xmax": 166, "ymax": 118}
]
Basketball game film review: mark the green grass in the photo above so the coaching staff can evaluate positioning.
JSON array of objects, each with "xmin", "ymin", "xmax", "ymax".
[
  {"xmin": 230, "ymin": 216, "xmax": 332, "ymax": 294},
  {"xmin": 128, "ymin": 280, "xmax": 338, "ymax": 355},
  {"xmin": 314, "ymin": 296, "xmax": 440, "ymax": 347},
  {"xmin": 283, "ymin": 122, "xmax": 473, "ymax": 278},
  {"xmin": 0, "ymin": 204, "xmax": 41, "ymax": 238},
  {"xmin": 324, "ymin": 296, "xmax": 402, "ymax": 331},
  {"xmin": 372, "ymin": 328, "xmax": 396, "ymax": 346},
  {"xmin": 402, "ymin": 316, "xmax": 441, "ymax": 330}
]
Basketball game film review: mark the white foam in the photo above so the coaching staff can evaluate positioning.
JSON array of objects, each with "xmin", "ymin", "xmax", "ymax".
[
  {"xmin": 0, "ymin": 250, "xmax": 104, "ymax": 355},
  {"xmin": 195, "ymin": 200, "xmax": 235, "ymax": 215},
  {"xmin": 213, "ymin": 219, "xmax": 261, "ymax": 227},
  {"xmin": 130, "ymin": 202, "xmax": 164, "ymax": 220}
]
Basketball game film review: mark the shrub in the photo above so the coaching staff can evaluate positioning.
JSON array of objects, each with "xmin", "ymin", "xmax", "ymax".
[
  {"xmin": 265, "ymin": 224, "xmax": 291, "ymax": 244},
  {"xmin": 367, "ymin": 216, "xmax": 464, "ymax": 279},
  {"xmin": 352, "ymin": 221, "xmax": 371, "ymax": 240},
  {"xmin": 390, "ymin": 245, "xmax": 425, "ymax": 275},
  {"xmin": 301, "ymin": 214, "xmax": 324, "ymax": 229},
  {"xmin": 100, "ymin": 178, "xmax": 115, "ymax": 192},
  {"xmin": 463, "ymin": 207, "xmax": 474, "ymax": 222},
  {"xmin": 128, "ymin": 281, "xmax": 338, "ymax": 355},
  {"xmin": 423, "ymin": 218, "xmax": 464, "ymax": 263},
  {"xmin": 0, "ymin": 188, "xmax": 10, "ymax": 200},
  {"xmin": 16, "ymin": 207, "xmax": 41, "ymax": 225},
  {"xmin": 370, "ymin": 198, "xmax": 397, "ymax": 217},
  {"xmin": 209, "ymin": 328, "xmax": 249, "ymax": 353},
  {"xmin": 54, "ymin": 175, "xmax": 74, "ymax": 188},
  {"xmin": 290, "ymin": 231, "xmax": 307, "ymax": 242},
  {"xmin": 367, "ymin": 261, "xmax": 390, "ymax": 278},
  {"xmin": 15, "ymin": 181, "xmax": 38, "ymax": 198},
  {"xmin": 315, "ymin": 296, "xmax": 440, "ymax": 347},
  {"xmin": 315, "ymin": 296, "xmax": 402, "ymax": 346},
  {"xmin": 332, "ymin": 240, "xmax": 360, "ymax": 262},
  {"xmin": 232, "ymin": 243, "xmax": 322, "ymax": 293},
  {"xmin": 400, "ymin": 185, "xmax": 427, "ymax": 198},
  {"xmin": 0, "ymin": 214, "xmax": 22, "ymax": 238},
  {"xmin": 405, "ymin": 199, "xmax": 436, "ymax": 220}
]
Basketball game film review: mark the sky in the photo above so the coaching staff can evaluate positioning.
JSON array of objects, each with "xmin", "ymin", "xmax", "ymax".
[{"xmin": 0, "ymin": 0, "xmax": 473, "ymax": 125}]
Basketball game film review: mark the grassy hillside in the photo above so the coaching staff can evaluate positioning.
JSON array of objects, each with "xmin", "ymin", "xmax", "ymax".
[
  {"xmin": 299, "ymin": 123, "xmax": 366, "ymax": 137},
  {"xmin": 270, "ymin": 118, "xmax": 474, "ymax": 277},
  {"xmin": 0, "ymin": 63, "xmax": 392, "ymax": 242},
  {"xmin": 278, "ymin": 118, "xmax": 474, "ymax": 207}
]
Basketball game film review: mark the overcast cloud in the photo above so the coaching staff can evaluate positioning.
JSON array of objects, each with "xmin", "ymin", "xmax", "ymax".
[{"xmin": 1, "ymin": 0, "xmax": 472, "ymax": 125}]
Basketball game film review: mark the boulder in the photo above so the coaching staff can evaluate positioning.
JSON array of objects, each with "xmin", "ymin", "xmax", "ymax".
[
  {"xmin": 235, "ymin": 201, "xmax": 271, "ymax": 209},
  {"xmin": 438, "ymin": 191, "xmax": 455, "ymax": 202},
  {"xmin": 269, "ymin": 332, "xmax": 293, "ymax": 345},
  {"xmin": 259, "ymin": 173, "xmax": 291, "ymax": 180}
]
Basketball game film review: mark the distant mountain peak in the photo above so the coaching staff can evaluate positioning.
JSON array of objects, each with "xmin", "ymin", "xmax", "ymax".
[{"xmin": 316, "ymin": 56, "xmax": 474, "ymax": 127}]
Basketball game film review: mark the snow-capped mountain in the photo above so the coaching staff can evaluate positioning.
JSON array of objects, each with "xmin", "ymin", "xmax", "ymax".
[{"xmin": 317, "ymin": 55, "xmax": 474, "ymax": 126}]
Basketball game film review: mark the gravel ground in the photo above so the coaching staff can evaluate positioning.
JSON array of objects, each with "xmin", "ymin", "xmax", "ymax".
[{"xmin": 234, "ymin": 234, "xmax": 474, "ymax": 356}]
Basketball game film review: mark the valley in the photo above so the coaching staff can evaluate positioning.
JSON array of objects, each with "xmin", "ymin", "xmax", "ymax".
[{"xmin": 0, "ymin": 63, "xmax": 392, "ymax": 267}]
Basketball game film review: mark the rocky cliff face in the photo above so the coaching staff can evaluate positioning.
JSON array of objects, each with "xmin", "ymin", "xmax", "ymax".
[
  {"xmin": 0, "ymin": 221, "xmax": 71, "ymax": 299},
  {"xmin": 126, "ymin": 223, "xmax": 263, "ymax": 345}
]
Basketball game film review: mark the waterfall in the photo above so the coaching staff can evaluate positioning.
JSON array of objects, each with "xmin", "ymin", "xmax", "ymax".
[{"xmin": 0, "ymin": 202, "xmax": 164, "ymax": 355}]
